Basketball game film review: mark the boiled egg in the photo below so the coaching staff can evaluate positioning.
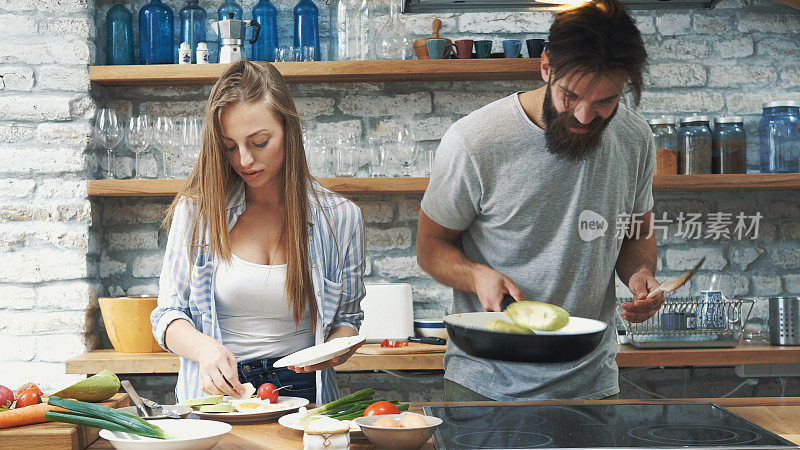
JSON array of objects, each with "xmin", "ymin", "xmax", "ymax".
[
  {"xmin": 373, "ymin": 416, "xmax": 402, "ymax": 428},
  {"xmin": 400, "ymin": 413, "xmax": 429, "ymax": 428}
]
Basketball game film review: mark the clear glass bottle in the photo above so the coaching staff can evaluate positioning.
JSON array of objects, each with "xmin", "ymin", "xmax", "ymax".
[
  {"xmin": 375, "ymin": 0, "xmax": 411, "ymax": 60},
  {"xmin": 712, "ymin": 117, "xmax": 746, "ymax": 174},
  {"xmin": 678, "ymin": 115, "xmax": 712, "ymax": 174},
  {"xmin": 759, "ymin": 101, "xmax": 800, "ymax": 173},
  {"xmin": 139, "ymin": 0, "xmax": 174, "ymax": 65},
  {"xmin": 647, "ymin": 116, "xmax": 678, "ymax": 176},
  {"xmin": 357, "ymin": 0, "xmax": 374, "ymax": 60},
  {"xmin": 217, "ymin": 0, "xmax": 243, "ymax": 20},
  {"xmin": 252, "ymin": 0, "xmax": 279, "ymax": 61},
  {"xmin": 294, "ymin": 0, "xmax": 320, "ymax": 61},
  {"xmin": 330, "ymin": 0, "xmax": 357, "ymax": 61},
  {"xmin": 180, "ymin": 0, "xmax": 206, "ymax": 63},
  {"xmin": 106, "ymin": 2, "xmax": 134, "ymax": 65}
]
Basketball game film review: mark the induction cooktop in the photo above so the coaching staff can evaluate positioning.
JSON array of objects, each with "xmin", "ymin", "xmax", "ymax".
[{"xmin": 422, "ymin": 403, "xmax": 798, "ymax": 449}]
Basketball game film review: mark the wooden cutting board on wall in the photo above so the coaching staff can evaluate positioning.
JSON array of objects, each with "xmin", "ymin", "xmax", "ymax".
[
  {"xmin": 0, "ymin": 393, "xmax": 128, "ymax": 450},
  {"xmin": 355, "ymin": 343, "xmax": 446, "ymax": 355}
]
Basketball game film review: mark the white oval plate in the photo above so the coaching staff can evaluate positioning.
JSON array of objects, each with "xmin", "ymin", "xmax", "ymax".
[
  {"xmin": 191, "ymin": 396, "xmax": 309, "ymax": 423},
  {"xmin": 273, "ymin": 335, "xmax": 366, "ymax": 368},
  {"xmin": 278, "ymin": 411, "xmax": 365, "ymax": 439},
  {"xmin": 99, "ymin": 419, "xmax": 231, "ymax": 450}
]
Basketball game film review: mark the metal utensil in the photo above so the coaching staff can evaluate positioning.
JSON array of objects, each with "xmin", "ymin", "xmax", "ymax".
[
  {"xmin": 644, "ymin": 257, "xmax": 706, "ymax": 299},
  {"xmin": 120, "ymin": 380, "xmax": 150, "ymax": 418},
  {"xmin": 139, "ymin": 396, "xmax": 181, "ymax": 419}
]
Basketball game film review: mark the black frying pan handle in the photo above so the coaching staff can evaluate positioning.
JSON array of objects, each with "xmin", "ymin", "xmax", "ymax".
[{"xmin": 500, "ymin": 295, "xmax": 517, "ymax": 310}]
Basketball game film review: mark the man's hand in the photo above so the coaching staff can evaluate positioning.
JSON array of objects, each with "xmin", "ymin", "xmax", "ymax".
[
  {"xmin": 472, "ymin": 265, "xmax": 525, "ymax": 312},
  {"xmin": 620, "ymin": 271, "xmax": 665, "ymax": 323}
]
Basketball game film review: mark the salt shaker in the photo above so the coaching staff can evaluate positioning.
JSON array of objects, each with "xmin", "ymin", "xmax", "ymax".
[
  {"xmin": 303, "ymin": 417, "xmax": 350, "ymax": 450},
  {"xmin": 196, "ymin": 42, "xmax": 210, "ymax": 64},
  {"xmin": 178, "ymin": 42, "xmax": 192, "ymax": 64}
]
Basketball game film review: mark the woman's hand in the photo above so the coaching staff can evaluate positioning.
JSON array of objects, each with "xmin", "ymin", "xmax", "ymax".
[
  {"xmin": 197, "ymin": 339, "xmax": 246, "ymax": 398},
  {"xmin": 288, "ymin": 326, "xmax": 364, "ymax": 373}
]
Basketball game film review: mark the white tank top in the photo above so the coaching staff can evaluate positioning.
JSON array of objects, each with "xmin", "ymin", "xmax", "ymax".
[{"xmin": 214, "ymin": 253, "xmax": 313, "ymax": 361}]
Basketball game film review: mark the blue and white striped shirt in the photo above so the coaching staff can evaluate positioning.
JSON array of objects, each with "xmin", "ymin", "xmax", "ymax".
[{"xmin": 151, "ymin": 180, "xmax": 366, "ymax": 404}]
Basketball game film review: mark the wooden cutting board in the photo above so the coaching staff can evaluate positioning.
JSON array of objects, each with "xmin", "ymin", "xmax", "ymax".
[
  {"xmin": 355, "ymin": 343, "xmax": 446, "ymax": 355},
  {"xmin": 0, "ymin": 393, "xmax": 129, "ymax": 450}
]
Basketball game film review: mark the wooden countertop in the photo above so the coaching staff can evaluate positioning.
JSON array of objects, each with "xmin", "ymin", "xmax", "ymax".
[
  {"xmin": 86, "ymin": 397, "xmax": 800, "ymax": 449},
  {"xmin": 66, "ymin": 343, "xmax": 800, "ymax": 375}
]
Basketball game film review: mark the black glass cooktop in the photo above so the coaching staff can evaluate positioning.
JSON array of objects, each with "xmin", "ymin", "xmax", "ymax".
[{"xmin": 422, "ymin": 403, "xmax": 798, "ymax": 449}]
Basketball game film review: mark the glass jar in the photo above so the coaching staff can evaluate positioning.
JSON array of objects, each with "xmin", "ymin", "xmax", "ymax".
[
  {"xmin": 139, "ymin": 0, "xmax": 174, "ymax": 64},
  {"xmin": 712, "ymin": 117, "xmax": 746, "ymax": 174},
  {"xmin": 106, "ymin": 2, "xmax": 134, "ymax": 65},
  {"xmin": 217, "ymin": 0, "xmax": 243, "ymax": 20},
  {"xmin": 294, "ymin": 0, "xmax": 320, "ymax": 61},
  {"xmin": 375, "ymin": 0, "xmax": 412, "ymax": 60},
  {"xmin": 180, "ymin": 1, "xmax": 206, "ymax": 64},
  {"xmin": 759, "ymin": 101, "xmax": 800, "ymax": 173},
  {"xmin": 678, "ymin": 115, "xmax": 712, "ymax": 174},
  {"xmin": 252, "ymin": 0, "xmax": 279, "ymax": 62},
  {"xmin": 647, "ymin": 116, "xmax": 677, "ymax": 176}
]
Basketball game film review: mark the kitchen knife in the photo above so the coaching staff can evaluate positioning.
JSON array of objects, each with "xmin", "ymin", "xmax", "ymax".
[
  {"xmin": 140, "ymin": 396, "xmax": 181, "ymax": 419},
  {"xmin": 120, "ymin": 380, "xmax": 151, "ymax": 418},
  {"xmin": 408, "ymin": 336, "xmax": 447, "ymax": 345}
]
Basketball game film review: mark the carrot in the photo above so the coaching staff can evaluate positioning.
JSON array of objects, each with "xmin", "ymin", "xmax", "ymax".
[{"xmin": 0, "ymin": 403, "xmax": 67, "ymax": 429}]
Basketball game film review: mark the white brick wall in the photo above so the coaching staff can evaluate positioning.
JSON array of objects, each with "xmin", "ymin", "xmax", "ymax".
[{"xmin": 0, "ymin": 0, "xmax": 95, "ymax": 392}]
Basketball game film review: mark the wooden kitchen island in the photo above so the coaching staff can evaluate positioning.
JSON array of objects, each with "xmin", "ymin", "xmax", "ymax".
[{"xmin": 86, "ymin": 397, "xmax": 800, "ymax": 449}]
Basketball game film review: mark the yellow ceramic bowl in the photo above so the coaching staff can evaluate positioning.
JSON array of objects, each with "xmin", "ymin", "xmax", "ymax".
[{"xmin": 99, "ymin": 297, "xmax": 164, "ymax": 353}]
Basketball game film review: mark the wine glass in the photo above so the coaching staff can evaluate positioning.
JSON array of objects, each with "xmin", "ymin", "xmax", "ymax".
[
  {"xmin": 94, "ymin": 108, "xmax": 123, "ymax": 179},
  {"xmin": 126, "ymin": 115, "xmax": 150, "ymax": 179},
  {"xmin": 396, "ymin": 121, "xmax": 417, "ymax": 177},
  {"xmin": 154, "ymin": 116, "xmax": 176, "ymax": 178},
  {"xmin": 179, "ymin": 116, "xmax": 202, "ymax": 177}
]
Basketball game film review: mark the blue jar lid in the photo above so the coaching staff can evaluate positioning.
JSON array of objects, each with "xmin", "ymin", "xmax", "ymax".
[{"xmin": 762, "ymin": 101, "xmax": 800, "ymax": 108}]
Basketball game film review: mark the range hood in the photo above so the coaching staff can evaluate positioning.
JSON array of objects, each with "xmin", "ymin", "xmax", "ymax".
[{"xmin": 402, "ymin": 0, "xmax": 721, "ymax": 13}]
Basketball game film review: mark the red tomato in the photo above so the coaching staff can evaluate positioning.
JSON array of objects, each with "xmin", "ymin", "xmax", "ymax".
[
  {"xmin": 363, "ymin": 401, "xmax": 400, "ymax": 417},
  {"xmin": 380, "ymin": 340, "xmax": 408, "ymax": 348},
  {"xmin": 257, "ymin": 383, "xmax": 279, "ymax": 403},
  {"xmin": 15, "ymin": 390, "xmax": 40, "ymax": 409},
  {"xmin": 15, "ymin": 383, "xmax": 42, "ymax": 399},
  {"xmin": 0, "ymin": 385, "xmax": 13, "ymax": 410}
]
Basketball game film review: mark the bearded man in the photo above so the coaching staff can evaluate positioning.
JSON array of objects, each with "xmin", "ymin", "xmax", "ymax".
[{"xmin": 416, "ymin": 0, "xmax": 667, "ymax": 401}]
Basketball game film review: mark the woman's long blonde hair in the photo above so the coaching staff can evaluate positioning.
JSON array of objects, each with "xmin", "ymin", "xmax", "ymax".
[{"xmin": 163, "ymin": 60, "xmax": 316, "ymax": 328}]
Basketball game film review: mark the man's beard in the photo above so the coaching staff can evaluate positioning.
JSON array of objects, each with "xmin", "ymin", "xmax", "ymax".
[{"xmin": 542, "ymin": 86, "xmax": 618, "ymax": 162}]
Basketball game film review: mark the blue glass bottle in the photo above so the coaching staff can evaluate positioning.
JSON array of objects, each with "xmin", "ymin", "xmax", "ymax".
[
  {"xmin": 106, "ymin": 2, "xmax": 134, "ymax": 65},
  {"xmin": 294, "ymin": 0, "xmax": 320, "ymax": 61},
  {"xmin": 180, "ymin": 1, "xmax": 206, "ymax": 63},
  {"xmin": 759, "ymin": 101, "xmax": 800, "ymax": 173},
  {"xmin": 139, "ymin": 0, "xmax": 174, "ymax": 64},
  {"xmin": 252, "ymin": 0, "xmax": 278, "ymax": 61},
  {"xmin": 218, "ymin": 0, "xmax": 243, "ymax": 20}
]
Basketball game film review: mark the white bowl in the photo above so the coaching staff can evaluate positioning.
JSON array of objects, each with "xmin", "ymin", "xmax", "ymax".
[
  {"xmin": 353, "ymin": 413, "xmax": 442, "ymax": 450},
  {"xmin": 414, "ymin": 319, "xmax": 448, "ymax": 340},
  {"xmin": 98, "ymin": 419, "xmax": 232, "ymax": 450}
]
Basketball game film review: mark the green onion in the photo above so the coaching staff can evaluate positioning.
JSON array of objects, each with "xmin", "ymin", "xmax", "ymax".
[{"xmin": 301, "ymin": 388, "xmax": 375, "ymax": 419}]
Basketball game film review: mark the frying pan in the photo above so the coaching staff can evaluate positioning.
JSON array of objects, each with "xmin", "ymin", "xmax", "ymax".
[{"xmin": 444, "ymin": 299, "xmax": 607, "ymax": 363}]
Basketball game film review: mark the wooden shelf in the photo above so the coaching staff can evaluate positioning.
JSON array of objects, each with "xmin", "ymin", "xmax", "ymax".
[
  {"xmin": 65, "ymin": 344, "xmax": 800, "ymax": 375},
  {"xmin": 86, "ymin": 177, "xmax": 429, "ymax": 197},
  {"xmin": 87, "ymin": 174, "xmax": 800, "ymax": 197},
  {"xmin": 89, "ymin": 59, "xmax": 542, "ymax": 86}
]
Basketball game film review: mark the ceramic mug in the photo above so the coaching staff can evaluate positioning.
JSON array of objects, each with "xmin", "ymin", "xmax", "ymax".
[
  {"xmin": 474, "ymin": 40, "xmax": 493, "ymax": 59},
  {"xmin": 454, "ymin": 39, "xmax": 474, "ymax": 59},
  {"xmin": 427, "ymin": 38, "xmax": 452, "ymax": 59},
  {"xmin": 526, "ymin": 38, "xmax": 546, "ymax": 58},
  {"xmin": 502, "ymin": 39, "xmax": 522, "ymax": 58}
]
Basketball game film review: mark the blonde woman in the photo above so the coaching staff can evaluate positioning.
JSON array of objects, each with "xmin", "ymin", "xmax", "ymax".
[{"xmin": 151, "ymin": 60, "xmax": 365, "ymax": 404}]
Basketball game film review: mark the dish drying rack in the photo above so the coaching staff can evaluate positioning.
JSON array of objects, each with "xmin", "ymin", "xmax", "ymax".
[{"xmin": 622, "ymin": 297, "xmax": 754, "ymax": 349}]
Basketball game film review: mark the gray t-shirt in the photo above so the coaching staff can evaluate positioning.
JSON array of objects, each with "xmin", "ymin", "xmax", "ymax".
[{"xmin": 421, "ymin": 93, "xmax": 655, "ymax": 400}]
